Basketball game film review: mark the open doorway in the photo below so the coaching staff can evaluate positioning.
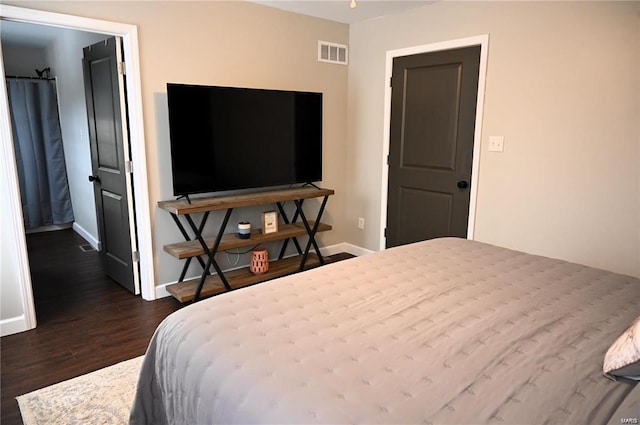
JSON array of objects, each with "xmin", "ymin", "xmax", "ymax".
[
  {"xmin": 2, "ymin": 20, "xmax": 109, "ymax": 247},
  {"xmin": 0, "ymin": 5, "xmax": 155, "ymax": 336},
  {"xmin": 2, "ymin": 21, "xmax": 120, "ymax": 324}
]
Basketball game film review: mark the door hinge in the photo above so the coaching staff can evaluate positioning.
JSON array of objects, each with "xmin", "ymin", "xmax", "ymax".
[
  {"xmin": 387, "ymin": 154, "xmax": 390, "ymax": 165},
  {"xmin": 117, "ymin": 61, "xmax": 126, "ymax": 75},
  {"xmin": 384, "ymin": 228, "xmax": 387, "ymax": 237},
  {"xmin": 132, "ymin": 251, "xmax": 140, "ymax": 263},
  {"xmin": 389, "ymin": 77, "xmax": 392, "ymax": 87},
  {"xmin": 125, "ymin": 160, "xmax": 133, "ymax": 173}
]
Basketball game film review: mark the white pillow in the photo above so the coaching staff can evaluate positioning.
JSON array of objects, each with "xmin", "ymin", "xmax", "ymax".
[{"xmin": 603, "ymin": 315, "xmax": 640, "ymax": 381}]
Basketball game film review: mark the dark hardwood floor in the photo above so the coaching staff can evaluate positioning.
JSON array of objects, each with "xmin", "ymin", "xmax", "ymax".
[
  {"xmin": 0, "ymin": 229, "xmax": 183, "ymax": 425},
  {"xmin": 1, "ymin": 229, "xmax": 355, "ymax": 424}
]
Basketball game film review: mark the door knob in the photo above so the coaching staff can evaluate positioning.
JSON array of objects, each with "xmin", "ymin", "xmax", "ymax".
[
  {"xmin": 88, "ymin": 175, "xmax": 101, "ymax": 183},
  {"xmin": 457, "ymin": 180, "xmax": 469, "ymax": 189}
]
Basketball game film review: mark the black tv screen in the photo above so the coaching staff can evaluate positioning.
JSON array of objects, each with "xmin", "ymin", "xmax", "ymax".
[{"xmin": 167, "ymin": 83, "xmax": 323, "ymax": 196}]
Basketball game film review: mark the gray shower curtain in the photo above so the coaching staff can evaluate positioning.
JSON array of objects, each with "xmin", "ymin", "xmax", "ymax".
[{"xmin": 7, "ymin": 79, "xmax": 74, "ymax": 229}]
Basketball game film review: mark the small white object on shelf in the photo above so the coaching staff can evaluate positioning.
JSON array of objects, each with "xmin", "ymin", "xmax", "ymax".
[
  {"xmin": 261, "ymin": 211, "xmax": 278, "ymax": 234},
  {"xmin": 237, "ymin": 222, "xmax": 251, "ymax": 239}
]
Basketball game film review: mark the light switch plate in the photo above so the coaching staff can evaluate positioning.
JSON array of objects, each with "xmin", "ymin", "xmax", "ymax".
[{"xmin": 489, "ymin": 136, "xmax": 504, "ymax": 152}]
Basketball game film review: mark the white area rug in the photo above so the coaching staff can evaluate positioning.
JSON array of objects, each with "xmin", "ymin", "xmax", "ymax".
[{"xmin": 16, "ymin": 356, "xmax": 143, "ymax": 425}]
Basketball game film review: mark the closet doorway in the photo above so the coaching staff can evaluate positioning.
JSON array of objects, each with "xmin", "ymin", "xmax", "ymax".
[{"xmin": 379, "ymin": 35, "xmax": 489, "ymax": 250}]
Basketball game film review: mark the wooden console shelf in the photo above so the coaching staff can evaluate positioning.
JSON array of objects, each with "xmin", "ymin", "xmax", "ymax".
[
  {"xmin": 164, "ymin": 221, "xmax": 331, "ymax": 259},
  {"xmin": 166, "ymin": 254, "xmax": 323, "ymax": 303},
  {"xmin": 159, "ymin": 186, "xmax": 334, "ymax": 303},
  {"xmin": 158, "ymin": 187, "xmax": 334, "ymax": 215}
]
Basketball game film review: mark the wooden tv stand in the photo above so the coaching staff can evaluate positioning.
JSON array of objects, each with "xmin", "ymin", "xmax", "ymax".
[{"xmin": 159, "ymin": 186, "xmax": 334, "ymax": 303}]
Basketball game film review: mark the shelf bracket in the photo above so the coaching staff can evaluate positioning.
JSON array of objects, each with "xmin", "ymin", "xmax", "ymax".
[
  {"xmin": 294, "ymin": 195, "xmax": 328, "ymax": 271},
  {"xmin": 170, "ymin": 212, "xmax": 210, "ymax": 282},
  {"xmin": 185, "ymin": 208, "xmax": 233, "ymax": 302},
  {"xmin": 276, "ymin": 201, "xmax": 303, "ymax": 259}
]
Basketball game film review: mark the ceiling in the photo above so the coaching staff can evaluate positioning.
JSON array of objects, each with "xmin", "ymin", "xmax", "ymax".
[
  {"xmin": 1, "ymin": 1, "xmax": 434, "ymax": 50},
  {"xmin": 1, "ymin": 20, "xmax": 73, "ymax": 48},
  {"xmin": 251, "ymin": 0, "xmax": 434, "ymax": 24}
]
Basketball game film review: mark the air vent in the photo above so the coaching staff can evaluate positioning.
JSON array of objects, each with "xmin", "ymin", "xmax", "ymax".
[{"xmin": 318, "ymin": 41, "xmax": 348, "ymax": 65}]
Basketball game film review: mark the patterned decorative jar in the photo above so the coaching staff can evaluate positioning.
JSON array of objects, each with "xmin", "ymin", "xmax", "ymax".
[{"xmin": 250, "ymin": 248, "xmax": 269, "ymax": 274}]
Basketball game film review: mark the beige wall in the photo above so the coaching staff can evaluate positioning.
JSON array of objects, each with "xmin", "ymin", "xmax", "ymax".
[
  {"xmin": 3, "ymin": 1, "xmax": 349, "ymax": 288},
  {"xmin": 347, "ymin": 1, "xmax": 640, "ymax": 277}
]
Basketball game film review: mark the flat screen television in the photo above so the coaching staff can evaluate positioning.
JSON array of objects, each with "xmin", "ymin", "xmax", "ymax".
[{"xmin": 166, "ymin": 83, "xmax": 323, "ymax": 196}]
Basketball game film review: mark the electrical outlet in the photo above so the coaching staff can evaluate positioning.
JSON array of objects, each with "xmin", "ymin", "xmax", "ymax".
[
  {"xmin": 489, "ymin": 136, "xmax": 504, "ymax": 152},
  {"xmin": 358, "ymin": 217, "xmax": 365, "ymax": 230}
]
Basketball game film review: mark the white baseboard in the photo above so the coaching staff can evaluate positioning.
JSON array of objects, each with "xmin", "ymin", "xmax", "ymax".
[
  {"xmin": 321, "ymin": 242, "xmax": 374, "ymax": 257},
  {"xmin": 154, "ymin": 242, "xmax": 373, "ymax": 300},
  {"xmin": 0, "ymin": 314, "xmax": 33, "ymax": 337},
  {"xmin": 72, "ymin": 222, "xmax": 100, "ymax": 250},
  {"xmin": 154, "ymin": 283, "xmax": 173, "ymax": 299}
]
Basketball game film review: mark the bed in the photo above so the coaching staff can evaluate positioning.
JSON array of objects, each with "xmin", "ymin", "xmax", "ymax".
[{"xmin": 130, "ymin": 238, "xmax": 640, "ymax": 424}]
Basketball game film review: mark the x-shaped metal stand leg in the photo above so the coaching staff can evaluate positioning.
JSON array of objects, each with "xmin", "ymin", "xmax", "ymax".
[
  {"xmin": 170, "ymin": 212, "xmax": 210, "ymax": 282},
  {"xmin": 294, "ymin": 196, "xmax": 328, "ymax": 270},
  {"xmin": 184, "ymin": 209, "xmax": 234, "ymax": 302},
  {"xmin": 275, "ymin": 196, "xmax": 329, "ymax": 270}
]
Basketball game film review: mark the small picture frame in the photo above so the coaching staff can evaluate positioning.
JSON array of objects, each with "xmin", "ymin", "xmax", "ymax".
[{"xmin": 261, "ymin": 211, "xmax": 279, "ymax": 234}]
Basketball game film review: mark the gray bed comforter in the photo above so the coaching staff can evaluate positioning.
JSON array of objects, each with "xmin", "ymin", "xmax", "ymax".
[{"xmin": 131, "ymin": 238, "xmax": 639, "ymax": 424}]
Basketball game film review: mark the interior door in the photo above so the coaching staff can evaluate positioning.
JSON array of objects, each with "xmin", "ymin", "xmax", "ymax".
[
  {"xmin": 82, "ymin": 37, "xmax": 139, "ymax": 294},
  {"xmin": 386, "ymin": 46, "xmax": 480, "ymax": 248}
]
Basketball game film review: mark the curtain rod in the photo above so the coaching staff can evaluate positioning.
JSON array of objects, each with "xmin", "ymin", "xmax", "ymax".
[{"xmin": 5, "ymin": 76, "xmax": 56, "ymax": 81}]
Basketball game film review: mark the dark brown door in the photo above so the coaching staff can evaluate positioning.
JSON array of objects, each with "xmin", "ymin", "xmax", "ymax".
[
  {"xmin": 83, "ymin": 37, "xmax": 139, "ymax": 294},
  {"xmin": 386, "ymin": 46, "xmax": 480, "ymax": 248}
]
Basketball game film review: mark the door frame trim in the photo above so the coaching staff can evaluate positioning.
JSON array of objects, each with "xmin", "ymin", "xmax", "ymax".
[
  {"xmin": 0, "ymin": 6, "xmax": 156, "ymax": 323},
  {"xmin": 379, "ymin": 34, "xmax": 489, "ymax": 250},
  {"xmin": 0, "ymin": 52, "xmax": 36, "ymax": 334}
]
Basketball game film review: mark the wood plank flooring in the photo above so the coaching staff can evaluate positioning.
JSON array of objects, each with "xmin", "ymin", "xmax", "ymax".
[
  {"xmin": 0, "ymin": 229, "xmax": 354, "ymax": 424},
  {"xmin": 0, "ymin": 229, "xmax": 183, "ymax": 425}
]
